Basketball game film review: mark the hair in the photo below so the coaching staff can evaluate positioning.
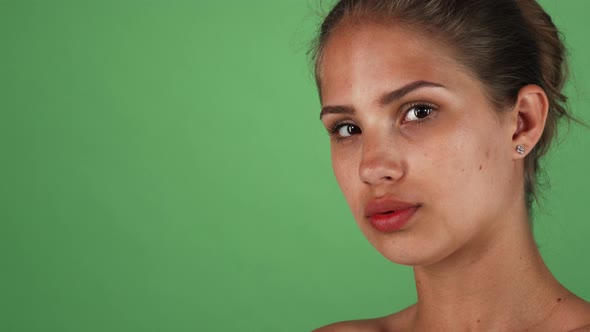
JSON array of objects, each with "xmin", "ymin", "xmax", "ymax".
[{"xmin": 309, "ymin": 0, "xmax": 576, "ymax": 210}]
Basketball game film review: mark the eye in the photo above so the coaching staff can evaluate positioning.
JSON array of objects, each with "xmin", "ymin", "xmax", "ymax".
[
  {"xmin": 403, "ymin": 104, "xmax": 434, "ymax": 122},
  {"xmin": 337, "ymin": 123, "xmax": 361, "ymax": 137},
  {"xmin": 329, "ymin": 123, "xmax": 361, "ymax": 138}
]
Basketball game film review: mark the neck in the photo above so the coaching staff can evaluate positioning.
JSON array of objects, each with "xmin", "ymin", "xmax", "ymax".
[{"xmin": 411, "ymin": 205, "xmax": 569, "ymax": 331}]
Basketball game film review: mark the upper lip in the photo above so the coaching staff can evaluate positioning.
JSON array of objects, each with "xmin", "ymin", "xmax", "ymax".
[{"xmin": 365, "ymin": 197, "xmax": 418, "ymax": 217}]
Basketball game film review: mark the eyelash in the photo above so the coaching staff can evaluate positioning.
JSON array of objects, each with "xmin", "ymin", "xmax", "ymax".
[
  {"xmin": 327, "ymin": 120, "xmax": 358, "ymax": 142},
  {"xmin": 326, "ymin": 102, "xmax": 438, "ymax": 141},
  {"xmin": 401, "ymin": 102, "xmax": 437, "ymax": 123}
]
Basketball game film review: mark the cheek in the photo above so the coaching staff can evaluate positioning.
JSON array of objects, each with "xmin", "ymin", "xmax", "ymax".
[
  {"xmin": 420, "ymin": 122, "xmax": 511, "ymax": 216},
  {"xmin": 331, "ymin": 147, "xmax": 361, "ymax": 209}
]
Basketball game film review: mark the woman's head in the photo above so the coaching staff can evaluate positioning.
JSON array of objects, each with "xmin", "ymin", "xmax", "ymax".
[
  {"xmin": 312, "ymin": 0, "xmax": 572, "ymax": 265},
  {"xmin": 312, "ymin": 0, "xmax": 571, "ymax": 209}
]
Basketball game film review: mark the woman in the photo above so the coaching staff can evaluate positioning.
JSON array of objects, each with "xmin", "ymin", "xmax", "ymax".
[{"xmin": 311, "ymin": 0, "xmax": 590, "ymax": 330}]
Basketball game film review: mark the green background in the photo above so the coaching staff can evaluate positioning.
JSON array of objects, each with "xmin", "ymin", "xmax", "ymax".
[{"xmin": 1, "ymin": 1, "xmax": 589, "ymax": 331}]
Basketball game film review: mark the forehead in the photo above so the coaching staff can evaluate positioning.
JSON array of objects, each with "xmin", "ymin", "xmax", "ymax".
[{"xmin": 319, "ymin": 22, "xmax": 471, "ymax": 105}]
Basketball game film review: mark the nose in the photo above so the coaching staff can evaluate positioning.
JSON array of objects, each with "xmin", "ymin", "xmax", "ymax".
[{"xmin": 359, "ymin": 136, "xmax": 404, "ymax": 186}]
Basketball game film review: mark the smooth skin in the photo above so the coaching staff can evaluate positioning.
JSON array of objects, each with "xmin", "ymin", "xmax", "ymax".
[{"xmin": 315, "ymin": 22, "xmax": 590, "ymax": 331}]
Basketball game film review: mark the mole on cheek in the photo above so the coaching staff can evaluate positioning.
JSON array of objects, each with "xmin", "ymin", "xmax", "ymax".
[{"xmin": 479, "ymin": 165, "xmax": 483, "ymax": 171}]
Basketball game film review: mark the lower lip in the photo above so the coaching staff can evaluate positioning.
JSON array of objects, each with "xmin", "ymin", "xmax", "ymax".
[{"xmin": 368, "ymin": 207, "xmax": 418, "ymax": 233}]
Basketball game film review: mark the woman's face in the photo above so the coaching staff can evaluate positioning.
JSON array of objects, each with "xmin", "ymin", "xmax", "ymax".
[{"xmin": 319, "ymin": 23, "xmax": 524, "ymax": 266}]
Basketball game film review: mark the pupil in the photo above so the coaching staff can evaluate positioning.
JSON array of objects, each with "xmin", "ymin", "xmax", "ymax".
[
  {"xmin": 415, "ymin": 107, "xmax": 431, "ymax": 118},
  {"xmin": 348, "ymin": 125, "xmax": 359, "ymax": 134}
]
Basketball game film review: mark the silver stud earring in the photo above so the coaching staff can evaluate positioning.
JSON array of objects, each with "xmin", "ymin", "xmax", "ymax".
[{"xmin": 516, "ymin": 145, "xmax": 526, "ymax": 155}]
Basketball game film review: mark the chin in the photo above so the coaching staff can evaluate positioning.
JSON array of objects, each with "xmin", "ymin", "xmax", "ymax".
[
  {"xmin": 362, "ymin": 230, "xmax": 457, "ymax": 267},
  {"xmin": 376, "ymin": 246, "xmax": 441, "ymax": 267}
]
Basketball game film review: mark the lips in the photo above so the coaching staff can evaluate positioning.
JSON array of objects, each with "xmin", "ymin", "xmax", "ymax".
[{"xmin": 365, "ymin": 198, "xmax": 419, "ymax": 233}]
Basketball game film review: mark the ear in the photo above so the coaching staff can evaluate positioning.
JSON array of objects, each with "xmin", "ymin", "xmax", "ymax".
[{"xmin": 511, "ymin": 85, "xmax": 549, "ymax": 159}]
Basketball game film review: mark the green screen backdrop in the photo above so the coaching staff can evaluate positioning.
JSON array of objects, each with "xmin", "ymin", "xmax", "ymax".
[{"xmin": 2, "ymin": 1, "xmax": 589, "ymax": 331}]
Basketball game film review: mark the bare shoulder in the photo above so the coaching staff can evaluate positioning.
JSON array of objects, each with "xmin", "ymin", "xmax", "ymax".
[
  {"xmin": 312, "ymin": 319, "xmax": 375, "ymax": 332},
  {"xmin": 313, "ymin": 305, "xmax": 416, "ymax": 332},
  {"xmin": 565, "ymin": 295, "xmax": 590, "ymax": 332},
  {"xmin": 570, "ymin": 325, "xmax": 590, "ymax": 332}
]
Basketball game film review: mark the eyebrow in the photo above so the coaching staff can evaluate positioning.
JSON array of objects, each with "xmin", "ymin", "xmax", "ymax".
[{"xmin": 319, "ymin": 80, "xmax": 446, "ymax": 119}]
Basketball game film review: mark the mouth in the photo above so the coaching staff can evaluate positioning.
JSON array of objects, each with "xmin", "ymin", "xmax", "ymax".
[
  {"xmin": 365, "ymin": 199, "xmax": 419, "ymax": 233},
  {"xmin": 368, "ymin": 207, "xmax": 418, "ymax": 233}
]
